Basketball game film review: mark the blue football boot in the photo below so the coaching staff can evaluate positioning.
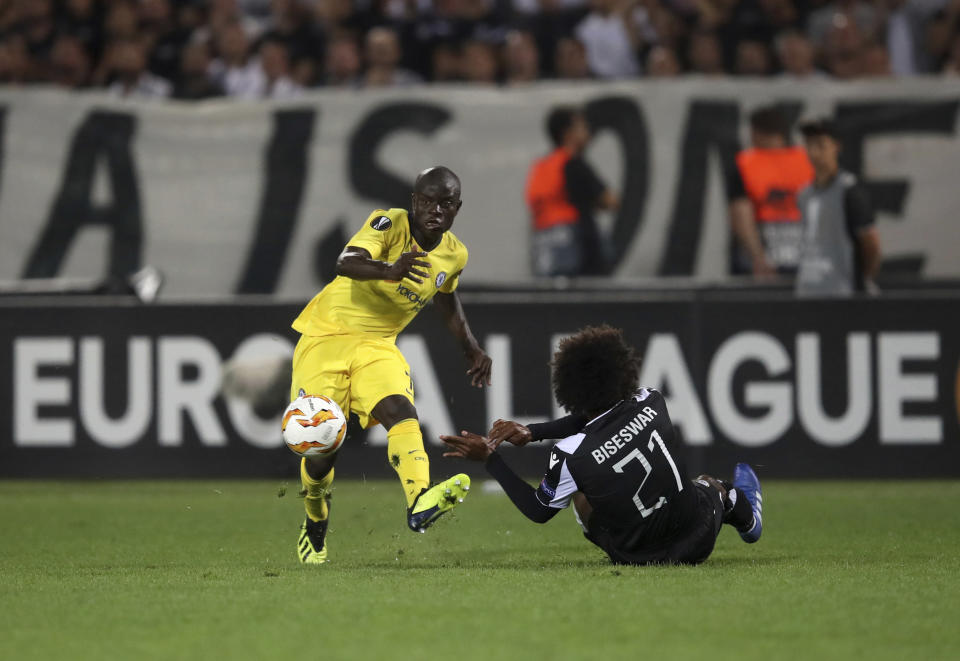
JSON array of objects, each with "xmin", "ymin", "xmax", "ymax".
[{"xmin": 733, "ymin": 463, "xmax": 763, "ymax": 543}]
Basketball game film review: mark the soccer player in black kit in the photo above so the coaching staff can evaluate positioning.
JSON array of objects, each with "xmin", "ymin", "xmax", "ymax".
[{"xmin": 441, "ymin": 325, "xmax": 763, "ymax": 565}]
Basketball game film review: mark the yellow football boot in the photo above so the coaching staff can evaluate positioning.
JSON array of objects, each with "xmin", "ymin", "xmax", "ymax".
[{"xmin": 407, "ymin": 474, "xmax": 470, "ymax": 533}]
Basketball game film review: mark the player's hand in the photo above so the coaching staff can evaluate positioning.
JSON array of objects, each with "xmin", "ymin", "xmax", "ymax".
[
  {"xmin": 487, "ymin": 419, "xmax": 533, "ymax": 448},
  {"xmin": 752, "ymin": 254, "xmax": 776, "ymax": 279},
  {"xmin": 440, "ymin": 430, "xmax": 494, "ymax": 461},
  {"xmin": 387, "ymin": 250, "xmax": 431, "ymax": 284},
  {"xmin": 465, "ymin": 347, "xmax": 492, "ymax": 388}
]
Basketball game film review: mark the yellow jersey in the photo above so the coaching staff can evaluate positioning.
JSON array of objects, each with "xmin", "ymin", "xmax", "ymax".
[{"xmin": 292, "ymin": 208, "xmax": 468, "ymax": 340}]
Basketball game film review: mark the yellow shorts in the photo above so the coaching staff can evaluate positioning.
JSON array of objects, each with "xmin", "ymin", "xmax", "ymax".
[{"xmin": 289, "ymin": 333, "xmax": 414, "ymax": 429}]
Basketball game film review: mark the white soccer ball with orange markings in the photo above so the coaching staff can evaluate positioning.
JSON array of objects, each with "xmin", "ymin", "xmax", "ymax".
[{"xmin": 281, "ymin": 395, "xmax": 347, "ymax": 457}]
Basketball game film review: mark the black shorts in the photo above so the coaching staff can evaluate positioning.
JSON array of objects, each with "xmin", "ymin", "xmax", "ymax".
[{"xmin": 586, "ymin": 483, "xmax": 724, "ymax": 566}]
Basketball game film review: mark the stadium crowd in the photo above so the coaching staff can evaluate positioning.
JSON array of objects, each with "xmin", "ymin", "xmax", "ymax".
[{"xmin": 0, "ymin": 0, "xmax": 958, "ymax": 99}]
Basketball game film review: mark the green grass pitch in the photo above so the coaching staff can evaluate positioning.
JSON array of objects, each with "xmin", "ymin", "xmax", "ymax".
[{"xmin": 1, "ymin": 478, "xmax": 958, "ymax": 660}]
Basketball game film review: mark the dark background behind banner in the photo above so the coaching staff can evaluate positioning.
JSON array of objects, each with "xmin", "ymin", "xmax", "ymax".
[{"xmin": 2, "ymin": 292, "xmax": 958, "ymax": 480}]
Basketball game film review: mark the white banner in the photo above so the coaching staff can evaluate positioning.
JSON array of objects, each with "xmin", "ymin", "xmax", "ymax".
[{"xmin": 0, "ymin": 80, "xmax": 958, "ymax": 297}]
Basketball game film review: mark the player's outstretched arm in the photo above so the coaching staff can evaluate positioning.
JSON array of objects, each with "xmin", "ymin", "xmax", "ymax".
[
  {"xmin": 336, "ymin": 246, "xmax": 431, "ymax": 283},
  {"xmin": 487, "ymin": 419, "xmax": 534, "ymax": 448},
  {"xmin": 441, "ymin": 431, "xmax": 558, "ymax": 523},
  {"xmin": 489, "ymin": 414, "xmax": 590, "ymax": 447},
  {"xmin": 434, "ymin": 291, "xmax": 492, "ymax": 387}
]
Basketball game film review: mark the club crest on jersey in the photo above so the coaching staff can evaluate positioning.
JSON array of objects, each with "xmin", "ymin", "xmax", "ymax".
[
  {"xmin": 435, "ymin": 272, "xmax": 447, "ymax": 288},
  {"xmin": 370, "ymin": 216, "xmax": 392, "ymax": 231}
]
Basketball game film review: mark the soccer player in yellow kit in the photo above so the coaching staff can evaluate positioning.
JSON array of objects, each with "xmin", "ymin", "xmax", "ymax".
[{"xmin": 291, "ymin": 166, "xmax": 492, "ymax": 564}]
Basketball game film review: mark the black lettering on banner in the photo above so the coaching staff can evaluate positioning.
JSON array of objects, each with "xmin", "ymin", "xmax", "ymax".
[
  {"xmin": 313, "ymin": 217, "xmax": 348, "ymax": 285},
  {"xmin": 583, "ymin": 96, "xmax": 648, "ymax": 272},
  {"xmin": 835, "ymin": 101, "xmax": 959, "ymax": 277},
  {"xmin": 835, "ymin": 101, "xmax": 959, "ymax": 216},
  {"xmin": 658, "ymin": 101, "xmax": 740, "ymax": 276},
  {"xmin": 22, "ymin": 111, "xmax": 142, "ymax": 280},
  {"xmin": 348, "ymin": 103, "xmax": 452, "ymax": 209},
  {"xmin": 237, "ymin": 109, "xmax": 316, "ymax": 294}
]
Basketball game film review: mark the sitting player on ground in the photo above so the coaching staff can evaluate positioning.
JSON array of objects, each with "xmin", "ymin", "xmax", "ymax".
[
  {"xmin": 291, "ymin": 165, "xmax": 492, "ymax": 564},
  {"xmin": 441, "ymin": 325, "xmax": 761, "ymax": 565}
]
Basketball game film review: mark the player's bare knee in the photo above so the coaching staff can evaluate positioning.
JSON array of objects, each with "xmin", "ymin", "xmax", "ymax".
[
  {"xmin": 374, "ymin": 395, "xmax": 419, "ymax": 430},
  {"xmin": 305, "ymin": 454, "xmax": 336, "ymax": 480}
]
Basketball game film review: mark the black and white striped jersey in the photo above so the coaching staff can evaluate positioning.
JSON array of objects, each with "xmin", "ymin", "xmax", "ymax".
[{"xmin": 534, "ymin": 388, "xmax": 699, "ymax": 549}]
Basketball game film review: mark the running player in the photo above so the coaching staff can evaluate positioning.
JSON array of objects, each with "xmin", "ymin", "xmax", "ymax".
[
  {"xmin": 292, "ymin": 166, "xmax": 492, "ymax": 564},
  {"xmin": 441, "ymin": 325, "xmax": 761, "ymax": 566}
]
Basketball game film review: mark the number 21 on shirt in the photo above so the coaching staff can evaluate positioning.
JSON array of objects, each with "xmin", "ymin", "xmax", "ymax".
[{"xmin": 611, "ymin": 430, "xmax": 685, "ymax": 518}]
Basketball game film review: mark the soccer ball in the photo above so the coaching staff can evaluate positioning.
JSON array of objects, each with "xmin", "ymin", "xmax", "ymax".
[{"xmin": 281, "ymin": 395, "xmax": 347, "ymax": 457}]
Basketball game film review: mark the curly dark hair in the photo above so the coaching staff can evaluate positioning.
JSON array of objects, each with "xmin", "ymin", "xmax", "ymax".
[{"xmin": 551, "ymin": 325, "xmax": 641, "ymax": 417}]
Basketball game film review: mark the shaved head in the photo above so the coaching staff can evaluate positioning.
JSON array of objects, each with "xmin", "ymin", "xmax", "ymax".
[
  {"xmin": 409, "ymin": 165, "xmax": 462, "ymax": 249},
  {"xmin": 414, "ymin": 166, "xmax": 460, "ymax": 195}
]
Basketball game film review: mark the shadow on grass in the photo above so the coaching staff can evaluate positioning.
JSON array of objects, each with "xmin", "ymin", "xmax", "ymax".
[
  {"xmin": 702, "ymin": 554, "xmax": 798, "ymax": 567},
  {"xmin": 321, "ymin": 547, "xmax": 798, "ymax": 571}
]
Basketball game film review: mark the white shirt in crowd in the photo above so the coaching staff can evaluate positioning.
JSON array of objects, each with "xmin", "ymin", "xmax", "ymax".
[
  {"xmin": 107, "ymin": 72, "xmax": 172, "ymax": 99},
  {"xmin": 208, "ymin": 58, "xmax": 302, "ymax": 100},
  {"xmin": 575, "ymin": 8, "xmax": 650, "ymax": 79}
]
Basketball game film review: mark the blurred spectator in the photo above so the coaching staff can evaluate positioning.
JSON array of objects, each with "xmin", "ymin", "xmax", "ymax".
[
  {"xmin": 735, "ymin": 39, "xmax": 773, "ymax": 75},
  {"xmin": 174, "ymin": 2, "xmax": 212, "ymax": 35},
  {"xmin": 821, "ymin": 12, "xmax": 867, "ymax": 78},
  {"xmin": 173, "ymin": 40, "xmax": 223, "ymax": 100},
  {"xmin": 646, "ymin": 0, "xmax": 686, "ymax": 50},
  {"xmin": 21, "ymin": 0, "xmax": 57, "ymax": 71},
  {"xmin": 575, "ymin": 0, "xmax": 649, "ymax": 78},
  {"xmin": 47, "ymin": 34, "xmax": 91, "ymax": 88},
  {"xmin": 861, "ymin": 42, "xmax": 892, "ymax": 76},
  {"xmin": 944, "ymin": 33, "xmax": 960, "ymax": 75},
  {"xmin": 56, "ymin": 0, "xmax": 103, "ymax": 69},
  {"xmin": 0, "ymin": 34, "xmax": 28, "ymax": 84},
  {"xmin": 554, "ymin": 37, "xmax": 591, "ymax": 79},
  {"xmin": 645, "ymin": 44, "xmax": 681, "ymax": 77},
  {"xmin": 927, "ymin": 0, "xmax": 960, "ymax": 70},
  {"xmin": 312, "ymin": 0, "xmax": 361, "ymax": 33},
  {"xmin": 257, "ymin": 37, "xmax": 302, "ymax": 98},
  {"xmin": 363, "ymin": 26, "xmax": 421, "ymax": 87},
  {"xmin": 504, "ymin": 29, "xmax": 540, "ymax": 85},
  {"xmin": 727, "ymin": 105, "xmax": 814, "ymax": 278},
  {"xmin": 260, "ymin": 0, "xmax": 323, "ymax": 68},
  {"xmin": 525, "ymin": 105, "xmax": 618, "ymax": 277},
  {"xmin": 796, "ymin": 118, "xmax": 881, "ymax": 297},
  {"xmin": 0, "ymin": 0, "xmax": 952, "ymax": 97},
  {"xmin": 58, "ymin": 0, "xmax": 103, "ymax": 58},
  {"xmin": 208, "ymin": 20, "xmax": 262, "ymax": 98},
  {"xmin": 207, "ymin": 0, "xmax": 263, "ymax": 39},
  {"xmin": 687, "ymin": 29, "xmax": 726, "ymax": 75},
  {"xmin": 512, "ymin": 0, "xmax": 588, "ymax": 13},
  {"xmin": 808, "ymin": 0, "xmax": 879, "ymax": 52},
  {"xmin": 460, "ymin": 39, "xmax": 499, "ymax": 84},
  {"xmin": 139, "ymin": 0, "xmax": 185, "ymax": 82},
  {"xmin": 104, "ymin": 39, "xmax": 172, "ymax": 99},
  {"xmin": 291, "ymin": 55, "xmax": 318, "ymax": 88},
  {"xmin": 103, "ymin": 0, "xmax": 139, "ymax": 43},
  {"xmin": 775, "ymin": 29, "xmax": 825, "ymax": 78},
  {"xmin": 432, "ymin": 41, "xmax": 462, "ymax": 82},
  {"xmin": 323, "ymin": 31, "xmax": 361, "ymax": 87}
]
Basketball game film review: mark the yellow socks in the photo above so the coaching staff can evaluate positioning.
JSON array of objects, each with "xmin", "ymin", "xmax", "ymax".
[
  {"xmin": 387, "ymin": 418, "xmax": 430, "ymax": 507},
  {"xmin": 300, "ymin": 458, "xmax": 333, "ymax": 522}
]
